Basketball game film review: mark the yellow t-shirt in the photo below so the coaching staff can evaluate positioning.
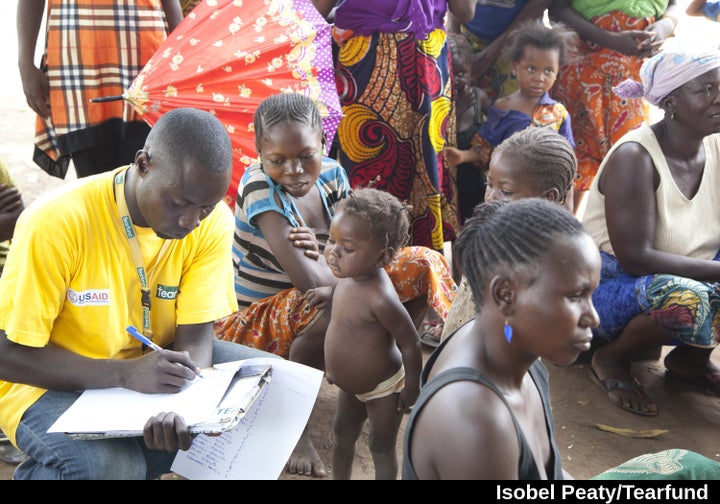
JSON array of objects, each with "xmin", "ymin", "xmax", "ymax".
[{"xmin": 0, "ymin": 167, "xmax": 238, "ymax": 443}]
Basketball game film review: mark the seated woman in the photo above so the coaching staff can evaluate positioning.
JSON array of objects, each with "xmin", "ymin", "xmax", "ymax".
[
  {"xmin": 442, "ymin": 127, "xmax": 577, "ymax": 339},
  {"xmin": 403, "ymin": 198, "xmax": 600, "ymax": 479},
  {"xmin": 214, "ymin": 93, "xmax": 456, "ymax": 477},
  {"xmin": 582, "ymin": 47, "xmax": 720, "ymax": 416}
]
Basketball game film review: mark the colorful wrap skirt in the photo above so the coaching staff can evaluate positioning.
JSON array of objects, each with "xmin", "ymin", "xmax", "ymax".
[
  {"xmin": 332, "ymin": 27, "xmax": 459, "ymax": 251},
  {"xmin": 215, "ymin": 246, "xmax": 457, "ymax": 358},
  {"xmin": 593, "ymin": 251, "xmax": 720, "ymax": 348},
  {"xmin": 552, "ymin": 11, "xmax": 652, "ymax": 191}
]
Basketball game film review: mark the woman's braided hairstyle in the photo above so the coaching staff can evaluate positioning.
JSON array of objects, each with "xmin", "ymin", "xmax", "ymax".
[{"xmin": 456, "ymin": 198, "xmax": 585, "ymax": 312}]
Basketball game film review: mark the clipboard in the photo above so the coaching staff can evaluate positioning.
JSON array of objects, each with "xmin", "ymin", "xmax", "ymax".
[
  {"xmin": 190, "ymin": 364, "xmax": 272, "ymax": 434},
  {"xmin": 48, "ymin": 361, "xmax": 273, "ymax": 439}
]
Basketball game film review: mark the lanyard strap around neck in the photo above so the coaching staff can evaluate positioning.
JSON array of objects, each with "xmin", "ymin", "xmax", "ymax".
[{"xmin": 114, "ymin": 168, "xmax": 171, "ymax": 345}]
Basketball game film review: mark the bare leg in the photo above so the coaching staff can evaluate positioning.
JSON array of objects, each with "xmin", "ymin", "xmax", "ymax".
[
  {"xmin": 332, "ymin": 389, "xmax": 368, "ymax": 480},
  {"xmin": 365, "ymin": 393, "xmax": 404, "ymax": 480},
  {"xmin": 591, "ymin": 314, "xmax": 669, "ymax": 415},
  {"xmin": 284, "ymin": 309, "xmax": 330, "ymax": 477}
]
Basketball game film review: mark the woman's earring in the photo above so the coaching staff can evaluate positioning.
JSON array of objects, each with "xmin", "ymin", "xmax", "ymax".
[
  {"xmin": 510, "ymin": 70, "xmax": 517, "ymax": 79},
  {"xmin": 504, "ymin": 318, "xmax": 513, "ymax": 343},
  {"xmin": 670, "ymin": 110, "xmax": 676, "ymax": 120}
]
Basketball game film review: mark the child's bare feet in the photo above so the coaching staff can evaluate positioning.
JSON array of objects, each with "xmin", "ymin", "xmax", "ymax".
[{"xmin": 285, "ymin": 431, "xmax": 327, "ymax": 477}]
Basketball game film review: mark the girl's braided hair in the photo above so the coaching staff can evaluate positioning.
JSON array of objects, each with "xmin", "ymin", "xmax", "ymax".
[
  {"xmin": 492, "ymin": 127, "xmax": 577, "ymax": 206},
  {"xmin": 253, "ymin": 93, "xmax": 324, "ymax": 150},
  {"xmin": 456, "ymin": 198, "xmax": 585, "ymax": 312}
]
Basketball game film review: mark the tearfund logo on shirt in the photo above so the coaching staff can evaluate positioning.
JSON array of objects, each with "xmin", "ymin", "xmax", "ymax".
[{"xmin": 156, "ymin": 284, "xmax": 179, "ymax": 300}]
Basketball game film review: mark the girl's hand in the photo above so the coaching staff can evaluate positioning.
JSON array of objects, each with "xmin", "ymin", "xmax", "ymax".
[
  {"xmin": 288, "ymin": 226, "xmax": 320, "ymax": 259},
  {"xmin": 442, "ymin": 146, "xmax": 465, "ymax": 167}
]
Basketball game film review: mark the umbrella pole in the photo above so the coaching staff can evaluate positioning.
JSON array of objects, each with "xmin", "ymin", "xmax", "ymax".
[{"xmin": 89, "ymin": 95, "xmax": 124, "ymax": 103}]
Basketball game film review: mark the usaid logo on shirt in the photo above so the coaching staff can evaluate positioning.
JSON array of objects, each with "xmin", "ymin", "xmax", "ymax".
[{"xmin": 67, "ymin": 288, "xmax": 110, "ymax": 306}]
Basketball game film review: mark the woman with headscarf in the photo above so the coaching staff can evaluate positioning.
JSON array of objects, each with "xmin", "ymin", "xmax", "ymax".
[{"xmin": 581, "ymin": 46, "xmax": 720, "ymax": 417}]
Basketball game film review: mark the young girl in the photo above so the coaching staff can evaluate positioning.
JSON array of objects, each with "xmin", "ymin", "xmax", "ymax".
[
  {"xmin": 442, "ymin": 21, "xmax": 577, "ymax": 181},
  {"xmin": 442, "ymin": 127, "xmax": 578, "ymax": 339},
  {"xmin": 307, "ymin": 187, "xmax": 422, "ymax": 480},
  {"xmin": 403, "ymin": 198, "xmax": 601, "ymax": 479},
  {"xmin": 214, "ymin": 93, "xmax": 455, "ymax": 477}
]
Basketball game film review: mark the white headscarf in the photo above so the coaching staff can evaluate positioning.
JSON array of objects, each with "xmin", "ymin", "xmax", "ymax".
[{"xmin": 613, "ymin": 48, "xmax": 720, "ymax": 106}]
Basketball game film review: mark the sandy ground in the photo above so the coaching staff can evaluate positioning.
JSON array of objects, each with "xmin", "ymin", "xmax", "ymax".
[{"xmin": 2, "ymin": 1, "xmax": 720, "ymax": 481}]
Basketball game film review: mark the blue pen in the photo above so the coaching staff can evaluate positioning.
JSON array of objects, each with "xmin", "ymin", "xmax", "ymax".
[{"xmin": 126, "ymin": 325, "xmax": 204, "ymax": 378}]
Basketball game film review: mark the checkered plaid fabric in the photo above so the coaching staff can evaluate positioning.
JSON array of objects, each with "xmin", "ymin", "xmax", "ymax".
[{"xmin": 35, "ymin": 0, "xmax": 168, "ymax": 165}]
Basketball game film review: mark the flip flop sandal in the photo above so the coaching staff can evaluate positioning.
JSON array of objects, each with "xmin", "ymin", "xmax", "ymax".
[{"xmin": 590, "ymin": 368, "xmax": 659, "ymax": 417}]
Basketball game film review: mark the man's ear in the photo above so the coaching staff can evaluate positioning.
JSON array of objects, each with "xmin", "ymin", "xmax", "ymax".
[
  {"xmin": 490, "ymin": 275, "xmax": 514, "ymax": 317},
  {"xmin": 135, "ymin": 150, "xmax": 150, "ymax": 174}
]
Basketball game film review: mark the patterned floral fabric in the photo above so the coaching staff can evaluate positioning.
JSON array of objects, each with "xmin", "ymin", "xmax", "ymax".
[
  {"xmin": 552, "ymin": 11, "xmax": 653, "ymax": 191},
  {"xmin": 592, "ymin": 449, "xmax": 720, "ymax": 480},
  {"xmin": 333, "ymin": 27, "xmax": 459, "ymax": 251},
  {"xmin": 123, "ymin": 0, "xmax": 342, "ymax": 206},
  {"xmin": 592, "ymin": 251, "xmax": 720, "ymax": 347}
]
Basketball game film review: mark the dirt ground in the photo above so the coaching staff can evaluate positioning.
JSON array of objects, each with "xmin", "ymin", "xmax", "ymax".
[{"xmin": 2, "ymin": 1, "xmax": 720, "ymax": 480}]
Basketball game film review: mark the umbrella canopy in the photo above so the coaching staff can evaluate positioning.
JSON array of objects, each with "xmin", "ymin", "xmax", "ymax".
[{"xmin": 120, "ymin": 0, "xmax": 342, "ymax": 206}]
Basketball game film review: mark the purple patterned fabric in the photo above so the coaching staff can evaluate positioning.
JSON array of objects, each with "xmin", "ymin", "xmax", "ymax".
[{"xmin": 333, "ymin": 0, "xmax": 447, "ymax": 38}]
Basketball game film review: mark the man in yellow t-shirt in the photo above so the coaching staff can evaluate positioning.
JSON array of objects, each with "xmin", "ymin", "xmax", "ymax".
[
  {"xmin": 0, "ymin": 157, "xmax": 26, "ymax": 465},
  {"xmin": 0, "ymin": 108, "xmax": 275, "ymax": 480}
]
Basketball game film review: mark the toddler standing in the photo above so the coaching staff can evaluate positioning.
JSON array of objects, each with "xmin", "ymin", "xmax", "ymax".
[{"xmin": 307, "ymin": 188, "xmax": 422, "ymax": 480}]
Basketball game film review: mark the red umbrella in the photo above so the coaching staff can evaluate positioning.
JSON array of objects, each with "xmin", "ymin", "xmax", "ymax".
[{"xmin": 98, "ymin": 0, "xmax": 342, "ymax": 206}]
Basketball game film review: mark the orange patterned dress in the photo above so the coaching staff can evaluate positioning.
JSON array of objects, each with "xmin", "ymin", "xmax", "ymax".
[
  {"xmin": 552, "ymin": 11, "xmax": 653, "ymax": 192},
  {"xmin": 215, "ymin": 246, "xmax": 456, "ymax": 359}
]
